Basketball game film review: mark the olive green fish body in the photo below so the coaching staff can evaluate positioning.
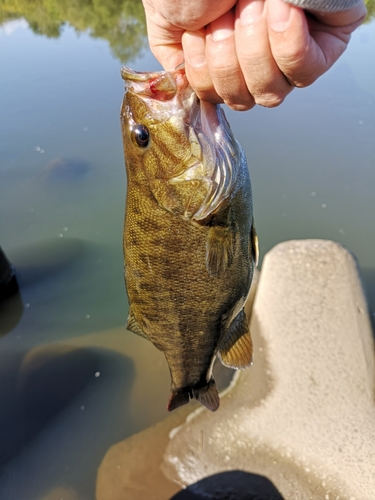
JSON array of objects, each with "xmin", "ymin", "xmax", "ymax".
[{"xmin": 121, "ymin": 67, "xmax": 258, "ymax": 411}]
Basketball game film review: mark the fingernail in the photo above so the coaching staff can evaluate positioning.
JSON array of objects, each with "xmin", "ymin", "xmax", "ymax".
[
  {"xmin": 240, "ymin": 0, "xmax": 265, "ymax": 25},
  {"xmin": 268, "ymin": 0, "xmax": 292, "ymax": 32}
]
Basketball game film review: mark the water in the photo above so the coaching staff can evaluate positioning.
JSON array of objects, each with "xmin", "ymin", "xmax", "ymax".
[{"xmin": 0, "ymin": 3, "xmax": 374, "ymax": 499}]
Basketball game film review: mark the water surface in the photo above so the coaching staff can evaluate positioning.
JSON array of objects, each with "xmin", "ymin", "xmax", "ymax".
[{"xmin": 0, "ymin": 4, "xmax": 374, "ymax": 499}]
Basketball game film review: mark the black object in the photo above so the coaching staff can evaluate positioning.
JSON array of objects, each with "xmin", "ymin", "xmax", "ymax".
[
  {"xmin": 170, "ymin": 470, "xmax": 285, "ymax": 500},
  {"xmin": 0, "ymin": 247, "xmax": 19, "ymax": 303}
]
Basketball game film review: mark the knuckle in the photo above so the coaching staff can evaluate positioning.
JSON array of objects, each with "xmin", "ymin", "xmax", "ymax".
[
  {"xmin": 253, "ymin": 92, "xmax": 286, "ymax": 108},
  {"xmin": 195, "ymin": 88, "xmax": 224, "ymax": 104},
  {"xmin": 287, "ymin": 72, "xmax": 318, "ymax": 88},
  {"xmin": 224, "ymin": 100, "xmax": 255, "ymax": 112},
  {"xmin": 277, "ymin": 43, "xmax": 310, "ymax": 70},
  {"xmin": 274, "ymin": 45, "xmax": 322, "ymax": 87}
]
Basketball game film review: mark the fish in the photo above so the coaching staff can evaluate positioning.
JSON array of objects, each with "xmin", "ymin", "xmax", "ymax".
[{"xmin": 120, "ymin": 66, "xmax": 258, "ymax": 412}]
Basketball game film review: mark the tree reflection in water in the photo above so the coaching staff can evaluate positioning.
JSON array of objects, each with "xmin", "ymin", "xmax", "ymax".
[
  {"xmin": 1, "ymin": 0, "xmax": 374, "ymax": 63},
  {"xmin": 0, "ymin": 0, "xmax": 147, "ymax": 62}
]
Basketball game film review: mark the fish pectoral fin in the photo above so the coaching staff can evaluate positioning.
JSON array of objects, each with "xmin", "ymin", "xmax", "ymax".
[
  {"xmin": 251, "ymin": 219, "xmax": 259, "ymax": 268},
  {"xmin": 219, "ymin": 308, "xmax": 253, "ymax": 369},
  {"xmin": 126, "ymin": 311, "xmax": 149, "ymax": 340},
  {"xmin": 206, "ymin": 225, "xmax": 235, "ymax": 276}
]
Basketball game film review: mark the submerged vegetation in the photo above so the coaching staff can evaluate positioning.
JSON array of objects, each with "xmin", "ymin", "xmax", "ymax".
[{"xmin": 0, "ymin": 0, "xmax": 147, "ymax": 62}]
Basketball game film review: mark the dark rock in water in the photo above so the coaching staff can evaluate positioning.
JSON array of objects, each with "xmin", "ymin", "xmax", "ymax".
[
  {"xmin": 0, "ymin": 291, "xmax": 23, "ymax": 337},
  {"xmin": 0, "ymin": 247, "xmax": 19, "ymax": 303},
  {"xmin": 44, "ymin": 157, "xmax": 90, "ymax": 182},
  {"xmin": 10, "ymin": 238, "xmax": 85, "ymax": 287}
]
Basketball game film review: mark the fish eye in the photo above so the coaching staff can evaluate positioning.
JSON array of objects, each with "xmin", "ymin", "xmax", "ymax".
[{"xmin": 132, "ymin": 124, "xmax": 150, "ymax": 148}]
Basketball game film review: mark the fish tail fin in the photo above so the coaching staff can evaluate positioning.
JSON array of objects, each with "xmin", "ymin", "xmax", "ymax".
[
  {"xmin": 167, "ymin": 388, "xmax": 191, "ymax": 412},
  {"xmin": 167, "ymin": 379, "xmax": 220, "ymax": 412}
]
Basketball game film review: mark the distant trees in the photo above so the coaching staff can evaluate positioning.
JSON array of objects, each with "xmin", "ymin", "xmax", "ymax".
[
  {"xmin": 0, "ymin": 0, "xmax": 374, "ymax": 62},
  {"xmin": 365, "ymin": 0, "xmax": 375, "ymax": 22},
  {"xmin": 0, "ymin": 0, "xmax": 147, "ymax": 62}
]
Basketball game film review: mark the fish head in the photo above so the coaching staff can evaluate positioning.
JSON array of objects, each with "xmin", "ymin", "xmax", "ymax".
[{"xmin": 120, "ymin": 67, "xmax": 242, "ymax": 220}]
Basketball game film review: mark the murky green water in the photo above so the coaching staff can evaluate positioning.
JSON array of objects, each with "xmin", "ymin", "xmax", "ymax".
[{"xmin": 0, "ymin": 3, "xmax": 374, "ymax": 499}]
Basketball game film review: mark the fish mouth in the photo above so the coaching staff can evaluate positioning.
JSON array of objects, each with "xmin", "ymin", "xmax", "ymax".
[{"xmin": 122, "ymin": 67, "xmax": 243, "ymax": 220}]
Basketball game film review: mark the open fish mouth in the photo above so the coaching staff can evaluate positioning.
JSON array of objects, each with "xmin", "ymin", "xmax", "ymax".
[{"xmin": 121, "ymin": 66, "xmax": 243, "ymax": 221}]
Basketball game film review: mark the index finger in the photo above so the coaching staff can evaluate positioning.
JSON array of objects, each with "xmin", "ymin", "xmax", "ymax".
[{"xmin": 144, "ymin": 15, "xmax": 185, "ymax": 70}]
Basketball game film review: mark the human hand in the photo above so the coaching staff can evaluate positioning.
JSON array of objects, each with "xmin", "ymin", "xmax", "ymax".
[{"xmin": 142, "ymin": 0, "xmax": 367, "ymax": 110}]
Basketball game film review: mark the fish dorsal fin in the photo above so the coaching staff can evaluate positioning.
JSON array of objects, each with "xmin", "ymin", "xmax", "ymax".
[
  {"xmin": 251, "ymin": 220, "xmax": 259, "ymax": 267},
  {"xmin": 206, "ymin": 224, "xmax": 235, "ymax": 276},
  {"xmin": 126, "ymin": 310, "xmax": 149, "ymax": 340},
  {"xmin": 219, "ymin": 308, "xmax": 253, "ymax": 369}
]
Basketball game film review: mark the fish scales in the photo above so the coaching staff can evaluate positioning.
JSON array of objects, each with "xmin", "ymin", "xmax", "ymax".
[{"xmin": 120, "ymin": 67, "xmax": 258, "ymax": 412}]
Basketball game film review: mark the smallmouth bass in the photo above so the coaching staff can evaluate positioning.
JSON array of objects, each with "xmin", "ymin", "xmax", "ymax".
[{"xmin": 120, "ymin": 67, "xmax": 258, "ymax": 412}]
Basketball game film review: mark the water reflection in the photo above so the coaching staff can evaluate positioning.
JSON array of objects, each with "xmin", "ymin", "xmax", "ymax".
[
  {"xmin": 0, "ymin": 0, "xmax": 147, "ymax": 62},
  {"xmin": 365, "ymin": 0, "xmax": 375, "ymax": 21}
]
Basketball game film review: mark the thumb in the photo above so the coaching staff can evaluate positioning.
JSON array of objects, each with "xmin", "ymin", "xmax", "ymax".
[{"xmin": 144, "ymin": 17, "xmax": 185, "ymax": 70}]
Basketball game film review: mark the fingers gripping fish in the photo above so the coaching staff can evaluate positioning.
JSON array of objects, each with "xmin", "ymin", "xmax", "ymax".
[{"xmin": 120, "ymin": 67, "xmax": 258, "ymax": 412}]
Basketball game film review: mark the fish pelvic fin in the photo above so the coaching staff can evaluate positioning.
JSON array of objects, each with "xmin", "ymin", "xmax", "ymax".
[
  {"xmin": 126, "ymin": 310, "xmax": 149, "ymax": 340},
  {"xmin": 167, "ymin": 379, "xmax": 220, "ymax": 412},
  {"xmin": 206, "ymin": 224, "xmax": 235, "ymax": 276},
  {"xmin": 251, "ymin": 218, "xmax": 259, "ymax": 268},
  {"xmin": 219, "ymin": 308, "xmax": 253, "ymax": 369}
]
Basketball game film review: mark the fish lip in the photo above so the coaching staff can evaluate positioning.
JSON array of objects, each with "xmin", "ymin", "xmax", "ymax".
[
  {"xmin": 121, "ymin": 66, "xmax": 188, "ymax": 101},
  {"xmin": 121, "ymin": 66, "xmax": 193, "ymax": 123},
  {"xmin": 121, "ymin": 67, "xmax": 151, "ymax": 82}
]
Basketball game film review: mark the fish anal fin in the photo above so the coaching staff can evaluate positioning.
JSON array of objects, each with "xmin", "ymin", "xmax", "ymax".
[
  {"xmin": 126, "ymin": 311, "xmax": 148, "ymax": 340},
  {"xmin": 206, "ymin": 225, "xmax": 235, "ymax": 276},
  {"xmin": 219, "ymin": 309, "xmax": 253, "ymax": 369}
]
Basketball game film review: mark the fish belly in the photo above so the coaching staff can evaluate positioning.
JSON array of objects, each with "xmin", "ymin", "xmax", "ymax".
[{"xmin": 124, "ymin": 164, "xmax": 253, "ymax": 411}]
